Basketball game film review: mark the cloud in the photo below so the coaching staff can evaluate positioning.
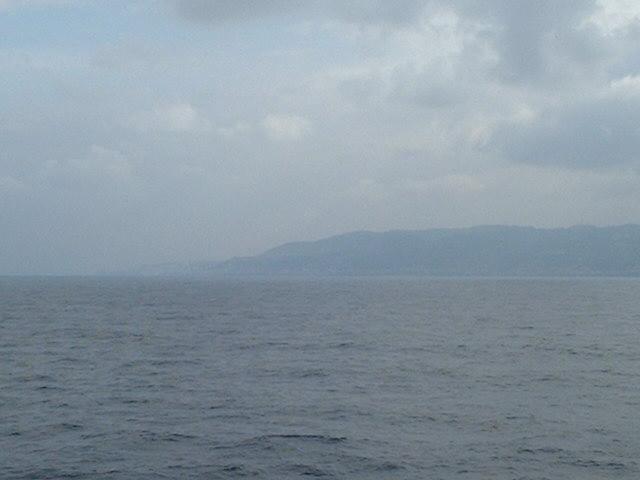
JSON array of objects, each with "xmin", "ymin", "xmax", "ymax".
[
  {"xmin": 0, "ymin": 0, "xmax": 75, "ymax": 10},
  {"xmin": 170, "ymin": 0, "xmax": 603, "ymax": 87},
  {"xmin": 262, "ymin": 114, "xmax": 311, "ymax": 142},
  {"xmin": 216, "ymin": 121, "xmax": 252, "ymax": 138},
  {"xmin": 173, "ymin": 0, "xmax": 427, "ymax": 25},
  {"xmin": 447, "ymin": 0, "xmax": 602, "ymax": 84},
  {"xmin": 174, "ymin": 0, "xmax": 307, "ymax": 23},
  {"xmin": 0, "ymin": 175, "xmax": 26, "ymax": 194},
  {"xmin": 494, "ymin": 84, "xmax": 640, "ymax": 168},
  {"xmin": 172, "ymin": 0, "xmax": 630, "ymax": 90},
  {"xmin": 6, "ymin": 0, "xmax": 640, "ymax": 274},
  {"xmin": 42, "ymin": 145, "xmax": 133, "ymax": 190},
  {"xmin": 126, "ymin": 103, "xmax": 210, "ymax": 133},
  {"xmin": 586, "ymin": 0, "xmax": 640, "ymax": 33},
  {"xmin": 401, "ymin": 174, "xmax": 486, "ymax": 195},
  {"xmin": 610, "ymin": 74, "xmax": 640, "ymax": 93}
]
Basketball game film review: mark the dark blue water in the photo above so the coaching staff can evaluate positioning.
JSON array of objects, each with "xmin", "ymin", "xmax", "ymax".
[{"xmin": 2, "ymin": 277, "xmax": 640, "ymax": 479}]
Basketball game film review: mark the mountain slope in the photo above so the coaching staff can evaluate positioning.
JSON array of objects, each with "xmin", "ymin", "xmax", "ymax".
[{"xmin": 212, "ymin": 225, "xmax": 640, "ymax": 276}]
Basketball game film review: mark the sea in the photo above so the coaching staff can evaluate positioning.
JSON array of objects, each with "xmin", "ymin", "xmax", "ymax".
[{"xmin": 2, "ymin": 276, "xmax": 640, "ymax": 479}]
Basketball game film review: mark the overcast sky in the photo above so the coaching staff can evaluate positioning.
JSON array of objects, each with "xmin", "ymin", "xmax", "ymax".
[{"xmin": 2, "ymin": 0, "xmax": 640, "ymax": 274}]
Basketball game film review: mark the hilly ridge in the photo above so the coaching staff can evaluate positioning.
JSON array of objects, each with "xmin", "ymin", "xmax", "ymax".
[{"xmin": 210, "ymin": 225, "xmax": 640, "ymax": 277}]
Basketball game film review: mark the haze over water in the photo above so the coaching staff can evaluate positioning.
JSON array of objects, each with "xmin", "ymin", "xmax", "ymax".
[{"xmin": 2, "ymin": 277, "xmax": 639, "ymax": 479}]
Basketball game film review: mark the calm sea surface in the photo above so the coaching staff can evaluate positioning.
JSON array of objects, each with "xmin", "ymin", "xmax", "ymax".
[{"xmin": 2, "ymin": 277, "xmax": 640, "ymax": 479}]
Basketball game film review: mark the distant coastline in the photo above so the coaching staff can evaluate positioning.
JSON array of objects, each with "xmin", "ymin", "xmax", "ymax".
[{"xmin": 126, "ymin": 224, "xmax": 640, "ymax": 278}]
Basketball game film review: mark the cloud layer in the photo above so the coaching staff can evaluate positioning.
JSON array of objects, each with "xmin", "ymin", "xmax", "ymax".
[{"xmin": 2, "ymin": 0, "xmax": 640, "ymax": 273}]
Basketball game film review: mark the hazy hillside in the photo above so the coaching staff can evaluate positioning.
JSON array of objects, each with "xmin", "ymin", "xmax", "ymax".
[{"xmin": 210, "ymin": 225, "xmax": 640, "ymax": 277}]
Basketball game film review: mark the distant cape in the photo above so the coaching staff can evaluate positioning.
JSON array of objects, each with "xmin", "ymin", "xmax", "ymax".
[{"xmin": 201, "ymin": 225, "xmax": 640, "ymax": 277}]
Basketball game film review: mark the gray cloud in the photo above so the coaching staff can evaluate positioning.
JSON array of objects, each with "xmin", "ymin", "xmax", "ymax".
[
  {"xmin": 172, "ymin": 0, "xmax": 621, "ymax": 87},
  {"xmin": 496, "ymin": 91, "xmax": 640, "ymax": 168},
  {"xmin": 173, "ymin": 0, "xmax": 427, "ymax": 25},
  {"xmin": 452, "ymin": 0, "xmax": 601, "ymax": 83},
  {"xmin": 174, "ymin": 0, "xmax": 306, "ymax": 23},
  {"xmin": 3, "ymin": 0, "xmax": 640, "ymax": 274}
]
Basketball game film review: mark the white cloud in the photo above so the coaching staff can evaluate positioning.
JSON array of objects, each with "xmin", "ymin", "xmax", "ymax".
[
  {"xmin": 0, "ymin": 175, "xmax": 26, "ymax": 193},
  {"xmin": 81, "ymin": 145, "xmax": 132, "ymax": 179},
  {"xmin": 610, "ymin": 75, "xmax": 640, "ymax": 95},
  {"xmin": 42, "ymin": 145, "xmax": 133, "ymax": 190},
  {"xmin": 216, "ymin": 121, "xmax": 252, "ymax": 138},
  {"xmin": 126, "ymin": 103, "xmax": 210, "ymax": 133},
  {"xmin": 586, "ymin": 0, "xmax": 640, "ymax": 34},
  {"xmin": 262, "ymin": 114, "xmax": 311, "ymax": 142}
]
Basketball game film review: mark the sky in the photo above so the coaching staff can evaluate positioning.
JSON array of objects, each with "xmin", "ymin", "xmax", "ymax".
[{"xmin": 2, "ymin": 0, "xmax": 640, "ymax": 274}]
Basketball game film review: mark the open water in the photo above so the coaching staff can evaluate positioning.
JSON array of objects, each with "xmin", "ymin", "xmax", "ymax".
[{"xmin": 2, "ymin": 277, "xmax": 640, "ymax": 479}]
